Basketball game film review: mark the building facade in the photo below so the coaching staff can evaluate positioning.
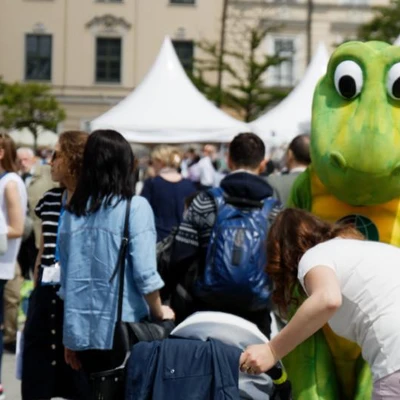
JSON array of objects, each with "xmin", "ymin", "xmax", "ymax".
[{"xmin": 0, "ymin": 0, "xmax": 389, "ymax": 131}]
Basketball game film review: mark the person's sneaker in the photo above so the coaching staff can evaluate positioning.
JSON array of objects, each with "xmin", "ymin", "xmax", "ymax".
[{"xmin": 0, "ymin": 383, "xmax": 6, "ymax": 400}]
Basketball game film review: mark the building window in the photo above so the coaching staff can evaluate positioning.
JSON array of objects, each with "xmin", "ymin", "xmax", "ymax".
[
  {"xmin": 25, "ymin": 34, "xmax": 52, "ymax": 81},
  {"xmin": 170, "ymin": 0, "xmax": 196, "ymax": 4},
  {"xmin": 96, "ymin": 37, "xmax": 121, "ymax": 83},
  {"xmin": 172, "ymin": 40, "xmax": 194, "ymax": 73},
  {"xmin": 273, "ymin": 38, "xmax": 295, "ymax": 87}
]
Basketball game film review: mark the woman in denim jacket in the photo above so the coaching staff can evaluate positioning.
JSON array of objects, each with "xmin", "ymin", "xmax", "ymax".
[{"xmin": 58, "ymin": 129, "xmax": 174, "ymax": 376}]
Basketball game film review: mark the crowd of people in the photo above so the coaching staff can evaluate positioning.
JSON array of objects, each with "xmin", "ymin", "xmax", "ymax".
[{"xmin": 0, "ymin": 129, "xmax": 397, "ymax": 399}]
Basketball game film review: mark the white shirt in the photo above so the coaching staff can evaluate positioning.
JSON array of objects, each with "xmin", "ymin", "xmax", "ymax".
[
  {"xmin": 298, "ymin": 238, "xmax": 400, "ymax": 381},
  {"xmin": 24, "ymin": 165, "xmax": 36, "ymax": 188},
  {"xmin": 288, "ymin": 166, "xmax": 307, "ymax": 174},
  {"xmin": 0, "ymin": 173, "xmax": 27, "ymax": 279},
  {"xmin": 0, "ymin": 209, "xmax": 7, "ymax": 255},
  {"xmin": 198, "ymin": 156, "xmax": 216, "ymax": 187}
]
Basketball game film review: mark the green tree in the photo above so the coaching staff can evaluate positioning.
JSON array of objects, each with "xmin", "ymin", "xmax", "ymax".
[
  {"xmin": 190, "ymin": 24, "xmax": 289, "ymax": 122},
  {"xmin": 357, "ymin": 0, "xmax": 400, "ymax": 43},
  {"xmin": 0, "ymin": 81, "xmax": 66, "ymax": 150}
]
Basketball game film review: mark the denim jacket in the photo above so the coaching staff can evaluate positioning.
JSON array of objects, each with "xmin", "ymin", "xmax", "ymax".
[
  {"xmin": 58, "ymin": 196, "xmax": 164, "ymax": 351},
  {"xmin": 126, "ymin": 338, "xmax": 241, "ymax": 400}
]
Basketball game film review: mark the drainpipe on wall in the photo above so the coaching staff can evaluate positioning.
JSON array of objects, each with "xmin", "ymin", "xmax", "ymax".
[
  {"xmin": 216, "ymin": 0, "xmax": 229, "ymax": 108},
  {"xmin": 306, "ymin": 0, "xmax": 313, "ymax": 64}
]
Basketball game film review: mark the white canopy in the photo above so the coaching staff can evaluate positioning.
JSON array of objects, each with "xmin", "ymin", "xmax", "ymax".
[
  {"xmin": 91, "ymin": 37, "xmax": 249, "ymax": 143},
  {"xmin": 9, "ymin": 126, "xmax": 58, "ymax": 148},
  {"xmin": 250, "ymin": 43, "xmax": 329, "ymax": 144}
]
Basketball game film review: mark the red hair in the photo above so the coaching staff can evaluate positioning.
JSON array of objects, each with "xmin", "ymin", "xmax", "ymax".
[{"xmin": 266, "ymin": 208, "xmax": 363, "ymax": 316}]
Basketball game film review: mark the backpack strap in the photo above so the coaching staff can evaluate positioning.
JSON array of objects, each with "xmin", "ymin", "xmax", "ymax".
[
  {"xmin": 260, "ymin": 196, "xmax": 280, "ymax": 219},
  {"xmin": 207, "ymin": 187, "xmax": 226, "ymax": 212}
]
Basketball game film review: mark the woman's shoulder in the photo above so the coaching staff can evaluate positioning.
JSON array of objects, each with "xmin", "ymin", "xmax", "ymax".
[
  {"xmin": 301, "ymin": 238, "xmax": 364, "ymax": 266},
  {"xmin": 131, "ymin": 195, "xmax": 152, "ymax": 210},
  {"xmin": 2, "ymin": 172, "xmax": 24, "ymax": 186},
  {"xmin": 180, "ymin": 178, "xmax": 197, "ymax": 189},
  {"xmin": 1, "ymin": 173, "xmax": 26, "ymax": 199},
  {"xmin": 129, "ymin": 196, "xmax": 155, "ymax": 227},
  {"xmin": 304, "ymin": 238, "xmax": 344, "ymax": 254},
  {"xmin": 42, "ymin": 187, "xmax": 64, "ymax": 201},
  {"xmin": 35, "ymin": 187, "xmax": 63, "ymax": 217}
]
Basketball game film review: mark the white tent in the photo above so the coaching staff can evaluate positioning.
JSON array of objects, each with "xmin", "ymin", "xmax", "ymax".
[
  {"xmin": 9, "ymin": 126, "xmax": 58, "ymax": 148},
  {"xmin": 91, "ymin": 37, "xmax": 249, "ymax": 143},
  {"xmin": 250, "ymin": 43, "xmax": 329, "ymax": 144}
]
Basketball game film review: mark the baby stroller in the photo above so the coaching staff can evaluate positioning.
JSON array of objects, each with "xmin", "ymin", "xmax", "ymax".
[
  {"xmin": 171, "ymin": 311, "xmax": 292, "ymax": 400},
  {"xmin": 123, "ymin": 312, "xmax": 291, "ymax": 400}
]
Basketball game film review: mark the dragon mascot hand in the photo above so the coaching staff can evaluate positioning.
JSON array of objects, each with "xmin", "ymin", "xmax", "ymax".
[{"xmin": 286, "ymin": 40, "xmax": 400, "ymax": 399}]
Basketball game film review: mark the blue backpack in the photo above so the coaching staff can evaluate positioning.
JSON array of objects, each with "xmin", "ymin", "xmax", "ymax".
[{"xmin": 194, "ymin": 187, "xmax": 279, "ymax": 312}]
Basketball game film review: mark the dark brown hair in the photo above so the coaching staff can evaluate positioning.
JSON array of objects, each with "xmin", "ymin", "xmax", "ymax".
[
  {"xmin": 266, "ymin": 208, "xmax": 364, "ymax": 316},
  {"xmin": 288, "ymin": 134, "xmax": 311, "ymax": 165},
  {"xmin": 0, "ymin": 132, "xmax": 18, "ymax": 172},
  {"xmin": 229, "ymin": 132, "xmax": 265, "ymax": 169},
  {"xmin": 58, "ymin": 130, "xmax": 89, "ymax": 184}
]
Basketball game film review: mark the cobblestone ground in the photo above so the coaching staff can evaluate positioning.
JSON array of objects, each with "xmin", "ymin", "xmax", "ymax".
[
  {"xmin": 3, "ymin": 352, "xmax": 64, "ymax": 399},
  {"xmin": 3, "ymin": 351, "xmax": 20, "ymax": 400}
]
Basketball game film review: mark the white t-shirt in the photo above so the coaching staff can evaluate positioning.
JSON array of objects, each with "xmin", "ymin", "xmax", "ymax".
[
  {"xmin": 0, "ymin": 209, "xmax": 7, "ymax": 255},
  {"xmin": 298, "ymin": 238, "xmax": 400, "ymax": 381},
  {"xmin": 0, "ymin": 173, "xmax": 27, "ymax": 280},
  {"xmin": 198, "ymin": 156, "xmax": 216, "ymax": 187}
]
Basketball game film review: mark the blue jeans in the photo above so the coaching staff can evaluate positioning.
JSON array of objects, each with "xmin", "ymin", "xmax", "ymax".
[{"xmin": 0, "ymin": 279, "xmax": 7, "ymax": 383}]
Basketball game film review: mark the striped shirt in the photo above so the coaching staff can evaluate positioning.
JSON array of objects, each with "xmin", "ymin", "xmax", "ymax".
[{"xmin": 35, "ymin": 188, "xmax": 64, "ymax": 267}]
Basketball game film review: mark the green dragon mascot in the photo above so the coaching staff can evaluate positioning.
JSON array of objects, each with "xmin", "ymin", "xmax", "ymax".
[{"xmin": 286, "ymin": 40, "xmax": 400, "ymax": 399}]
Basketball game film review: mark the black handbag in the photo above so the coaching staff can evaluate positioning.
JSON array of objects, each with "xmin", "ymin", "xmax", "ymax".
[{"xmin": 89, "ymin": 199, "xmax": 175, "ymax": 400}]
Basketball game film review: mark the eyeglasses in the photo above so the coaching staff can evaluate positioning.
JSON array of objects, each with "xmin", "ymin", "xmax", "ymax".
[{"xmin": 51, "ymin": 150, "xmax": 60, "ymax": 162}]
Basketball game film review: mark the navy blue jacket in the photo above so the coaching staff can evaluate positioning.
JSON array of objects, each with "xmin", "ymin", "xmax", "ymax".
[
  {"xmin": 125, "ymin": 338, "xmax": 242, "ymax": 400},
  {"xmin": 141, "ymin": 176, "xmax": 197, "ymax": 242}
]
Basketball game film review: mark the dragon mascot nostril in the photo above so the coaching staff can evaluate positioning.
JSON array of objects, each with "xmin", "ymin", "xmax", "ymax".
[{"xmin": 286, "ymin": 40, "xmax": 400, "ymax": 399}]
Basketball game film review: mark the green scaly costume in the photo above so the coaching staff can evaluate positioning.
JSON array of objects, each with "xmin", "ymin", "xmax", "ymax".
[{"xmin": 286, "ymin": 41, "xmax": 400, "ymax": 399}]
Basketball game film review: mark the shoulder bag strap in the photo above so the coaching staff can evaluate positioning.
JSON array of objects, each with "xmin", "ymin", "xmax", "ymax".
[{"xmin": 109, "ymin": 197, "xmax": 132, "ymax": 322}]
